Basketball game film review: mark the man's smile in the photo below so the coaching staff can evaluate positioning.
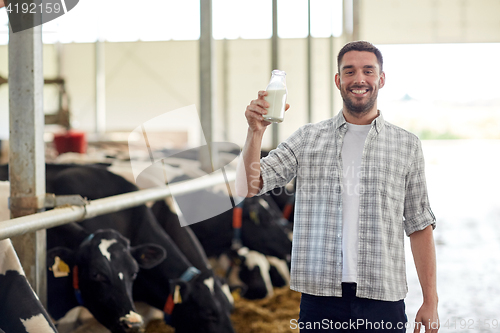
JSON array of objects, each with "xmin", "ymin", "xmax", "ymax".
[{"xmin": 349, "ymin": 88, "xmax": 370, "ymax": 96}]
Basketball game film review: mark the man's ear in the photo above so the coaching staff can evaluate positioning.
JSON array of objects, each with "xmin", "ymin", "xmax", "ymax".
[
  {"xmin": 131, "ymin": 244, "xmax": 166, "ymax": 269},
  {"xmin": 379, "ymin": 71, "xmax": 386, "ymax": 89},
  {"xmin": 335, "ymin": 73, "xmax": 341, "ymax": 90}
]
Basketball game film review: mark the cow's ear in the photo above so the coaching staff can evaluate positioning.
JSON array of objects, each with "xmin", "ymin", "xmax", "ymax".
[
  {"xmin": 169, "ymin": 280, "xmax": 191, "ymax": 303},
  {"xmin": 130, "ymin": 244, "xmax": 166, "ymax": 269},
  {"xmin": 47, "ymin": 247, "xmax": 75, "ymax": 278}
]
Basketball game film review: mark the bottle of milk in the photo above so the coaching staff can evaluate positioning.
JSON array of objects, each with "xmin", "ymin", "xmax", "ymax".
[{"xmin": 264, "ymin": 70, "xmax": 287, "ymax": 123}]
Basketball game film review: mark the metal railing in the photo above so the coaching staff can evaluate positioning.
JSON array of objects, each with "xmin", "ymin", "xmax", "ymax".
[{"xmin": 0, "ymin": 170, "xmax": 236, "ymax": 241}]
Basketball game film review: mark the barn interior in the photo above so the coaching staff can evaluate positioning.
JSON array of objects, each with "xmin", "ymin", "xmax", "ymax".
[{"xmin": 1, "ymin": 0, "xmax": 500, "ymax": 332}]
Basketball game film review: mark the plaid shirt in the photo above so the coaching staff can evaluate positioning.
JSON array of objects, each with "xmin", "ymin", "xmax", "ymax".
[{"xmin": 258, "ymin": 111, "xmax": 436, "ymax": 301}]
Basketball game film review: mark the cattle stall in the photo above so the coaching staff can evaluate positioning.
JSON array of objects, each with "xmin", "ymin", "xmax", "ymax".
[{"xmin": 1, "ymin": 2, "xmax": 294, "ymax": 331}]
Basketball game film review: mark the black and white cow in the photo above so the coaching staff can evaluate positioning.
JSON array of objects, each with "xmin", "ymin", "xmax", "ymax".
[
  {"xmin": 49, "ymin": 165, "xmax": 235, "ymax": 333},
  {"xmin": 188, "ymin": 194, "xmax": 292, "ymax": 263},
  {"xmin": 152, "ymin": 195, "xmax": 291, "ymax": 299},
  {"xmin": 47, "ymin": 223, "xmax": 165, "ymax": 333},
  {"xmin": 0, "ymin": 182, "xmax": 56, "ymax": 332},
  {"xmin": 0, "ymin": 239, "xmax": 57, "ymax": 333},
  {"xmin": 1, "ymin": 179, "xmax": 166, "ymax": 333},
  {"xmin": 151, "ymin": 199, "xmax": 234, "ymax": 309}
]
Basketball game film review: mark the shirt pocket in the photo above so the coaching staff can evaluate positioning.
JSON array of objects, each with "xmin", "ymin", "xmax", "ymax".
[{"xmin": 377, "ymin": 161, "xmax": 406, "ymax": 202}]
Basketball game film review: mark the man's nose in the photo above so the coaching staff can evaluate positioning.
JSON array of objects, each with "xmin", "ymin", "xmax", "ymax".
[{"xmin": 353, "ymin": 72, "xmax": 366, "ymax": 85}]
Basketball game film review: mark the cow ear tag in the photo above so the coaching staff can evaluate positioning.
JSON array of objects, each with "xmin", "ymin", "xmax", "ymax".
[
  {"xmin": 51, "ymin": 256, "xmax": 70, "ymax": 278},
  {"xmin": 173, "ymin": 285, "xmax": 182, "ymax": 304},
  {"xmin": 249, "ymin": 210, "xmax": 260, "ymax": 225},
  {"xmin": 231, "ymin": 288, "xmax": 242, "ymax": 301}
]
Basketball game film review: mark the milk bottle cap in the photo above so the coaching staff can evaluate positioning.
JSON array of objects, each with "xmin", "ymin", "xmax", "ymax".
[{"xmin": 271, "ymin": 69, "xmax": 286, "ymax": 76}]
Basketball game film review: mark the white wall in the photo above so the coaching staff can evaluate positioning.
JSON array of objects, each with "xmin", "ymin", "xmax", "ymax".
[
  {"xmin": 0, "ymin": 38, "xmax": 342, "ymax": 150},
  {"xmin": 361, "ymin": 0, "xmax": 500, "ymax": 44},
  {"xmin": 0, "ymin": 0, "xmax": 499, "ymax": 146}
]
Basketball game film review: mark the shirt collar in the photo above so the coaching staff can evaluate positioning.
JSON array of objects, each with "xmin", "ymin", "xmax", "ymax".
[
  {"xmin": 333, "ymin": 110, "xmax": 347, "ymax": 129},
  {"xmin": 333, "ymin": 109, "xmax": 385, "ymax": 134}
]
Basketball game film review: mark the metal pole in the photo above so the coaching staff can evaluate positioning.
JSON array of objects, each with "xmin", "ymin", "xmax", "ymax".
[
  {"xmin": 271, "ymin": 0, "xmax": 279, "ymax": 148},
  {"xmin": 330, "ymin": 1, "xmax": 337, "ymax": 118},
  {"xmin": 0, "ymin": 171, "xmax": 237, "ymax": 241},
  {"xmin": 222, "ymin": 38, "xmax": 229, "ymax": 142},
  {"xmin": 352, "ymin": 0, "xmax": 360, "ymax": 41},
  {"xmin": 8, "ymin": 23, "xmax": 47, "ymax": 306},
  {"xmin": 307, "ymin": 0, "xmax": 312, "ymax": 123},
  {"xmin": 95, "ymin": 39, "xmax": 106, "ymax": 134},
  {"xmin": 330, "ymin": 34, "xmax": 335, "ymax": 118},
  {"xmin": 199, "ymin": 0, "xmax": 217, "ymax": 172},
  {"xmin": 343, "ymin": 0, "xmax": 354, "ymax": 42}
]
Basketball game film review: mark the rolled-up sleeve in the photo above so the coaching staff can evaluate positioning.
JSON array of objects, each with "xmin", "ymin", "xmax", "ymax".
[
  {"xmin": 257, "ymin": 126, "xmax": 304, "ymax": 196},
  {"xmin": 403, "ymin": 139, "xmax": 436, "ymax": 236}
]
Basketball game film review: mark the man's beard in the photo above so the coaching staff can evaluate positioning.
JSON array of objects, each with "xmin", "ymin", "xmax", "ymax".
[{"xmin": 340, "ymin": 84, "xmax": 378, "ymax": 116}]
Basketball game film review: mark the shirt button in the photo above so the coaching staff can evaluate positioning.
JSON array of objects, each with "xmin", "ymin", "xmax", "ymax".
[{"xmin": 337, "ymin": 233, "xmax": 341, "ymax": 238}]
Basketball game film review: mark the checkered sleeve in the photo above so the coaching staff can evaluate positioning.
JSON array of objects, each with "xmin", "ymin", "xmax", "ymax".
[
  {"xmin": 403, "ymin": 138, "xmax": 436, "ymax": 236},
  {"xmin": 257, "ymin": 126, "xmax": 304, "ymax": 196}
]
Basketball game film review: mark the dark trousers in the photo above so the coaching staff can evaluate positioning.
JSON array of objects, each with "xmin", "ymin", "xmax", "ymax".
[{"xmin": 297, "ymin": 283, "xmax": 407, "ymax": 332}]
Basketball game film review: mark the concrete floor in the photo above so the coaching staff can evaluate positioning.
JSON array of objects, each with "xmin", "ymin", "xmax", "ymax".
[{"xmin": 405, "ymin": 140, "xmax": 500, "ymax": 332}]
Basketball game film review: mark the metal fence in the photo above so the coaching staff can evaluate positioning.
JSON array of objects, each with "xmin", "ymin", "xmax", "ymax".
[{"xmin": 0, "ymin": 170, "xmax": 236, "ymax": 240}]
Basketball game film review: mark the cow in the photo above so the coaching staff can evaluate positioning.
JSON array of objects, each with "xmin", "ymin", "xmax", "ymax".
[
  {"xmin": 264, "ymin": 185, "xmax": 296, "ymax": 225},
  {"xmin": 187, "ymin": 193, "xmax": 292, "ymax": 263},
  {"xmin": 152, "ymin": 197, "xmax": 291, "ymax": 300},
  {"xmin": 1, "ymin": 179, "xmax": 166, "ymax": 332},
  {"xmin": 150, "ymin": 199, "xmax": 234, "ymax": 308},
  {"xmin": 49, "ymin": 165, "xmax": 235, "ymax": 333},
  {"xmin": 0, "ymin": 239, "xmax": 57, "ymax": 333},
  {"xmin": 47, "ymin": 223, "xmax": 165, "ymax": 333},
  {"xmin": 0, "ymin": 182, "xmax": 56, "ymax": 333}
]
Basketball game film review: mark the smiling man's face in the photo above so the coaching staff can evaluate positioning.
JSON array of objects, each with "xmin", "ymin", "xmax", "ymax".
[{"xmin": 335, "ymin": 51, "xmax": 385, "ymax": 117}]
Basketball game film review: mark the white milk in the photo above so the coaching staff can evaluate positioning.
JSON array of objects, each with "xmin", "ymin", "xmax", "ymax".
[{"xmin": 264, "ymin": 88, "xmax": 287, "ymax": 123}]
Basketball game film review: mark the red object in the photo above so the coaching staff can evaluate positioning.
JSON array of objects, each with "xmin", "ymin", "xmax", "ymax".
[
  {"xmin": 232, "ymin": 206, "xmax": 243, "ymax": 229},
  {"xmin": 53, "ymin": 131, "xmax": 87, "ymax": 155},
  {"xmin": 283, "ymin": 203, "xmax": 294, "ymax": 221},
  {"xmin": 72, "ymin": 266, "xmax": 79, "ymax": 290},
  {"xmin": 164, "ymin": 294, "xmax": 175, "ymax": 315}
]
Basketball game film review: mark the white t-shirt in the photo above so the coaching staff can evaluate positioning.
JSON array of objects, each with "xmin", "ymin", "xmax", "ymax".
[{"xmin": 341, "ymin": 122, "xmax": 371, "ymax": 282}]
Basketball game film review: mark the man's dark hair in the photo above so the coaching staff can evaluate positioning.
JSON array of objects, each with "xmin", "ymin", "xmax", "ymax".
[{"xmin": 337, "ymin": 41, "xmax": 383, "ymax": 73}]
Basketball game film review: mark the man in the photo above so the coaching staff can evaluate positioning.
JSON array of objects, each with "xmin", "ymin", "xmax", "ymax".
[{"xmin": 236, "ymin": 41, "xmax": 439, "ymax": 332}]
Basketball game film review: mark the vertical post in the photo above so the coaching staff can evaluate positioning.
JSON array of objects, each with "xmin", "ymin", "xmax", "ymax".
[
  {"xmin": 95, "ymin": 39, "xmax": 106, "ymax": 134},
  {"xmin": 8, "ymin": 24, "xmax": 47, "ymax": 306},
  {"xmin": 343, "ymin": 0, "xmax": 359, "ymax": 42},
  {"xmin": 222, "ymin": 38, "xmax": 229, "ymax": 141},
  {"xmin": 343, "ymin": 0, "xmax": 354, "ymax": 42},
  {"xmin": 307, "ymin": 0, "xmax": 312, "ymax": 124},
  {"xmin": 271, "ymin": 0, "xmax": 279, "ymax": 148},
  {"xmin": 200, "ymin": 0, "xmax": 217, "ymax": 172},
  {"xmin": 329, "ymin": 2, "xmax": 339, "ymax": 118},
  {"xmin": 330, "ymin": 34, "xmax": 335, "ymax": 118},
  {"xmin": 352, "ymin": 0, "xmax": 360, "ymax": 41}
]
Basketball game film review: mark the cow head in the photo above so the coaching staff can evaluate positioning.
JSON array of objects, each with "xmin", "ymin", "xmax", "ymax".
[
  {"xmin": 241, "ymin": 196, "xmax": 292, "ymax": 263},
  {"xmin": 47, "ymin": 229, "xmax": 166, "ymax": 333},
  {"xmin": 221, "ymin": 247, "xmax": 274, "ymax": 300},
  {"xmin": 168, "ymin": 269, "xmax": 235, "ymax": 333}
]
